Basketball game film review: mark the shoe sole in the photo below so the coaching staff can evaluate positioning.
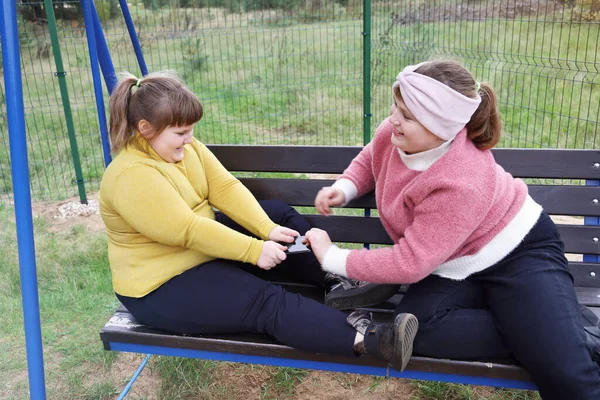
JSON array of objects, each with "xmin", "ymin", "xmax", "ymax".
[
  {"xmin": 392, "ymin": 313, "xmax": 419, "ymax": 372},
  {"xmin": 325, "ymin": 283, "xmax": 400, "ymax": 311}
]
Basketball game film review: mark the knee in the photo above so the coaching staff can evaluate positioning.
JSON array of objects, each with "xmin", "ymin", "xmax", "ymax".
[
  {"xmin": 395, "ymin": 301, "xmax": 439, "ymax": 328},
  {"xmin": 251, "ymin": 283, "xmax": 297, "ymax": 334},
  {"xmin": 260, "ymin": 200, "xmax": 306, "ymax": 229},
  {"xmin": 260, "ymin": 200, "xmax": 294, "ymax": 219},
  {"xmin": 261, "ymin": 199, "xmax": 288, "ymax": 209}
]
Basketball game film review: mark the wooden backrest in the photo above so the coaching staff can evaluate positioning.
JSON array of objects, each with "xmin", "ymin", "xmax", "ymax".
[{"xmin": 208, "ymin": 145, "xmax": 600, "ymax": 291}]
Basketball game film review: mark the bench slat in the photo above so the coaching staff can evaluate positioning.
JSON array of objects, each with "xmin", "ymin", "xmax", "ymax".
[
  {"xmin": 240, "ymin": 178, "xmax": 600, "ymax": 217},
  {"xmin": 575, "ymin": 287, "xmax": 600, "ymax": 307},
  {"xmin": 101, "ymin": 302, "xmax": 600, "ymax": 385},
  {"xmin": 571, "ymin": 262, "xmax": 600, "ymax": 288},
  {"xmin": 492, "ymin": 149, "xmax": 600, "ymax": 180},
  {"xmin": 100, "ymin": 308, "xmax": 534, "ymax": 384},
  {"xmin": 273, "ymin": 262, "xmax": 600, "ymax": 290},
  {"xmin": 304, "ymin": 215, "xmax": 600, "ymax": 256},
  {"xmin": 209, "ymin": 145, "xmax": 600, "ymax": 179}
]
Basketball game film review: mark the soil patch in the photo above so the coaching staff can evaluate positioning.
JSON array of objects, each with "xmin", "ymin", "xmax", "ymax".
[{"xmin": 30, "ymin": 193, "xmax": 106, "ymax": 234}]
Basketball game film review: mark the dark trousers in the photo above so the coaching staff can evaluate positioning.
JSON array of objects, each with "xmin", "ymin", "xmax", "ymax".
[
  {"xmin": 117, "ymin": 200, "xmax": 356, "ymax": 357},
  {"xmin": 395, "ymin": 213, "xmax": 600, "ymax": 399}
]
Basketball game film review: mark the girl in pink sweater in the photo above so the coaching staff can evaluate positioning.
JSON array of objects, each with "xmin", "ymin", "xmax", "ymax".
[{"xmin": 306, "ymin": 60, "xmax": 600, "ymax": 399}]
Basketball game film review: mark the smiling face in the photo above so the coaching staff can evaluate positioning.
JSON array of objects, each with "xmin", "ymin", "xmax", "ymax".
[
  {"xmin": 389, "ymin": 92, "xmax": 445, "ymax": 154},
  {"xmin": 139, "ymin": 121, "xmax": 195, "ymax": 163}
]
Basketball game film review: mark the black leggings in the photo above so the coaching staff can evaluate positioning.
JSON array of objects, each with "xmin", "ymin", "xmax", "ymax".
[
  {"xmin": 117, "ymin": 200, "xmax": 356, "ymax": 357},
  {"xmin": 396, "ymin": 213, "xmax": 600, "ymax": 399}
]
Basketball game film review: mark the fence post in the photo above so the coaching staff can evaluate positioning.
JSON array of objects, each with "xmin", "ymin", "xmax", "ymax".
[
  {"xmin": 44, "ymin": 0, "xmax": 88, "ymax": 204},
  {"xmin": 362, "ymin": 0, "xmax": 372, "ymax": 244},
  {"xmin": 362, "ymin": 0, "xmax": 372, "ymax": 146}
]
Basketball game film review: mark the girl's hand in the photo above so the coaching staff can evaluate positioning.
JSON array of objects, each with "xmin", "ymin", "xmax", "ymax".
[
  {"xmin": 256, "ymin": 240, "xmax": 287, "ymax": 270},
  {"xmin": 268, "ymin": 226, "xmax": 299, "ymax": 244},
  {"xmin": 314, "ymin": 187, "xmax": 346, "ymax": 216},
  {"xmin": 257, "ymin": 241, "xmax": 288, "ymax": 270},
  {"xmin": 304, "ymin": 228, "xmax": 333, "ymax": 264}
]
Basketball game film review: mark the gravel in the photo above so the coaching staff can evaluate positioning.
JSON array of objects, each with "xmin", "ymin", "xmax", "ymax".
[{"xmin": 55, "ymin": 199, "xmax": 100, "ymax": 219}]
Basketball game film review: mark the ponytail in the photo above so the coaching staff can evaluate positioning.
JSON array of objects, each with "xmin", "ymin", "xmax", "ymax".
[
  {"xmin": 108, "ymin": 73, "xmax": 138, "ymax": 154},
  {"xmin": 465, "ymin": 82, "xmax": 501, "ymax": 150}
]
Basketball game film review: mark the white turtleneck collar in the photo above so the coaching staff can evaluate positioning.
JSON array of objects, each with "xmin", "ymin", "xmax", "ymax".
[{"xmin": 397, "ymin": 139, "xmax": 453, "ymax": 171}]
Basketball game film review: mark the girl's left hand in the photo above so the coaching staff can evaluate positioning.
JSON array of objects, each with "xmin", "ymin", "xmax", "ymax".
[
  {"xmin": 304, "ymin": 228, "xmax": 332, "ymax": 264},
  {"xmin": 268, "ymin": 226, "xmax": 300, "ymax": 244}
]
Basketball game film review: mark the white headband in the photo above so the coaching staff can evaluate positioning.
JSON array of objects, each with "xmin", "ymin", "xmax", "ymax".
[{"xmin": 394, "ymin": 62, "xmax": 481, "ymax": 141}]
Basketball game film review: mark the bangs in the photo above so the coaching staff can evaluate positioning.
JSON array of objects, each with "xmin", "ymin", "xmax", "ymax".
[{"xmin": 151, "ymin": 89, "xmax": 203, "ymax": 132}]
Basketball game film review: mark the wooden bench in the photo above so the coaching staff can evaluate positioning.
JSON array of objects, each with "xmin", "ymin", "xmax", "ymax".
[{"xmin": 101, "ymin": 145, "xmax": 600, "ymax": 391}]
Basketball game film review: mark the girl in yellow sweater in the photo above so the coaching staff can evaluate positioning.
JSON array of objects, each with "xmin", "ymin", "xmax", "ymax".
[{"xmin": 99, "ymin": 71, "xmax": 418, "ymax": 371}]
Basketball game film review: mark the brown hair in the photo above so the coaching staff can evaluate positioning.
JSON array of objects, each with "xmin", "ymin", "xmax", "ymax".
[
  {"xmin": 108, "ymin": 70, "xmax": 203, "ymax": 153},
  {"xmin": 394, "ymin": 59, "xmax": 501, "ymax": 150}
]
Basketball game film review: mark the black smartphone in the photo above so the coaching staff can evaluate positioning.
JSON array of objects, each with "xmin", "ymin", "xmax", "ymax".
[{"xmin": 285, "ymin": 235, "xmax": 311, "ymax": 254}]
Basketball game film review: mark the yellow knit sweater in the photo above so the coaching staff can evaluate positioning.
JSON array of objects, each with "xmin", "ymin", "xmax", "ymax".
[{"xmin": 99, "ymin": 133, "xmax": 277, "ymax": 297}]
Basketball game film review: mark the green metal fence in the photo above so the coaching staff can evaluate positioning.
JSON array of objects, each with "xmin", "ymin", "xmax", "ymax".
[{"xmin": 1, "ymin": 0, "xmax": 599, "ymax": 202}]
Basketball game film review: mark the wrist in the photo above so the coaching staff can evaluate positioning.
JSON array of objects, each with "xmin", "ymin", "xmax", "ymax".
[
  {"xmin": 267, "ymin": 225, "xmax": 280, "ymax": 240},
  {"xmin": 321, "ymin": 245, "xmax": 351, "ymax": 277},
  {"xmin": 332, "ymin": 179, "xmax": 358, "ymax": 206}
]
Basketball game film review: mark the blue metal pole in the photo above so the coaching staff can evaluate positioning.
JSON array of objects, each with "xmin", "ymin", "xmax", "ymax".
[
  {"xmin": 0, "ymin": 0, "xmax": 47, "ymax": 398},
  {"xmin": 118, "ymin": 0, "xmax": 149, "ymax": 76},
  {"xmin": 80, "ymin": 0, "xmax": 112, "ymax": 166},
  {"xmin": 116, "ymin": 354, "xmax": 152, "ymax": 400},
  {"xmin": 90, "ymin": 2, "xmax": 118, "ymax": 93},
  {"xmin": 584, "ymin": 179, "xmax": 600, "ymax": 263}
]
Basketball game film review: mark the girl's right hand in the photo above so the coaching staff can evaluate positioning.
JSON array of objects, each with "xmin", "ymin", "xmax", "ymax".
[
  {"xmin": 314, "ymin": 187, "xmax": 346, "ymax": 216},
  {"xmin": 257, "ymin": 241, "xmax": 288, "ymax": 270}
]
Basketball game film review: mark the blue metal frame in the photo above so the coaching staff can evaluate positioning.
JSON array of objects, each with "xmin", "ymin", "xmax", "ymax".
[
  {"xmin": 90, "ymin": 3, "xmax": 118, "ymax": 93},
  {"xmin": 118, "ymin": 0, "xmax": 149, "ymax": 76},
  {"xmin": 107, "ymin": 342, "xmax": 538, "ymax": 391},
  {"xmin": 584, "ymin": 180, "xmax": 599, "ymax": 263},
  {"xmin": 1, "ymin": 0, "xmax": 47, "ymax": 398},
  {"xmin": 80, "ymin": 0, "xmax": 112, "ymax": 166},
  {"xmin": 117, "ymin": 354, "xmax": 151, "ymax": 400},
  {"xmin": 5, "ymin": 0, "xmax": 592, "ymax": 396}
]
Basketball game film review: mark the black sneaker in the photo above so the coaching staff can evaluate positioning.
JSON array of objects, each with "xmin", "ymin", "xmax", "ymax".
[
  {"xmin": 361, "ymin": 312, "xmax": 419, "ymax": 371},
  {"xmin": 324, "ymin": 272, "xmax": 400, "ymax": 311},
  {"xmin": 581, "ymin": 305, "xmax": 600, "ymax": 365}
]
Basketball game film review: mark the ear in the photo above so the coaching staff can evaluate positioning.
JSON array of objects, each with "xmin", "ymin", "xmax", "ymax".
[{"xmin": 137, "ymin": 119, "xmax": 153, "ymax": 137}]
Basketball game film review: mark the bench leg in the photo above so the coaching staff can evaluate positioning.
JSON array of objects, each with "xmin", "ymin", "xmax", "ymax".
[{"xmin": 117, "ymin": 354, "xmax": 151, "ymax": 400}]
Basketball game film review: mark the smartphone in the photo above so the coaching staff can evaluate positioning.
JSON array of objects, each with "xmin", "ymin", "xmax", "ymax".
[{"xmin": 285, "ymin": 235, "xmax": 311, "ymax": 254}]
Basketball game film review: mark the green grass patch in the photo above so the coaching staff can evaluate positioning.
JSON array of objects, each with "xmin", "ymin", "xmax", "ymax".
[
  {"xmin": 5, "ymin": 5, "xmax": 597, "ymax": 202},
  {"xmin": 0, "ymin": 204, "xmax": 122, "ymax": 399},
  {"xmin": 411, "ymin": 380, "xmax": 541, "ymax": 400}
]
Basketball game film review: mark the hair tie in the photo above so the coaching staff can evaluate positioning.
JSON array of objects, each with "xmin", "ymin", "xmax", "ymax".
[
  {"xmin": 475, "ymin": 81, "xmax": 481, "ymax": 92},
  {"xmin": 135, "ymin": 78, "xmax": 142, "ymax": 88}
]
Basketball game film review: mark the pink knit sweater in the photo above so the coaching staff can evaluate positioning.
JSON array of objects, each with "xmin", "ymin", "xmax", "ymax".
[{"xmin": 323, "ymin": 118, "xmax": 542, "ymax": 283}]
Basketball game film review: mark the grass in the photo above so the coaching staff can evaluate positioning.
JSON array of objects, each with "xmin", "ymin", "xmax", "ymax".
[
  {"xmin": 1, "ymin": 1, "xmax": 598, "ymax": 202},
  {"xmin": 0, "ymin": 203, "xmax": 121, "ymax": 399},
  {"xmin": 0, "ymin": 1, "xmax": 593, "ymax": 398},
  {"xmin": 0, "ymin": 195, "xmax": 543, "ymax": 399}
]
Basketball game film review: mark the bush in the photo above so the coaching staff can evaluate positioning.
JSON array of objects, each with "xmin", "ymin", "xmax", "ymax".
[
  {"xmin": 18, "ymin": 0, "xmax": 119, "ymax": 22},
  {"xmin": 142, "ymin": 0, "xmax": 171, "ymax": 10},
  {"xmin": 95, "ymin": 0, "xmax": 112, "ymax": 23},
  {"xmin": 242, "ymin": 0, "xmax": 301, "ymax": 11}
]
